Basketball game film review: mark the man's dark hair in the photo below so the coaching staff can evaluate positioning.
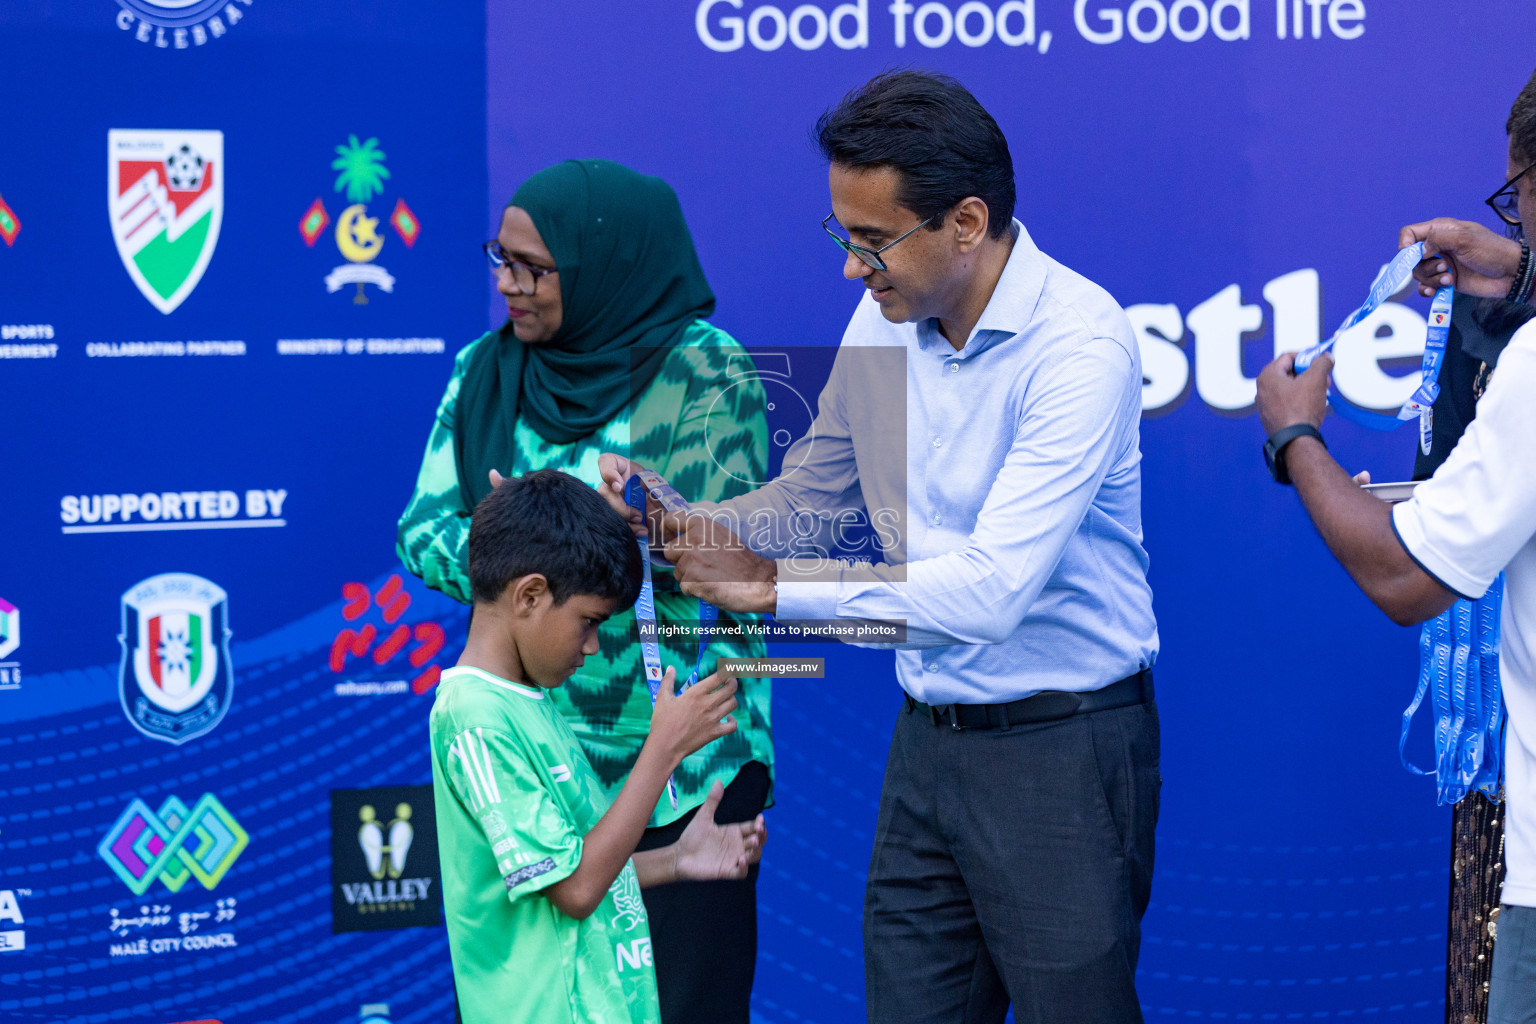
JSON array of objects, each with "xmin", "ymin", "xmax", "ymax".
[
  {"xmin": 815, "ymin": 69, "xmax": 1015, "ymax": 240},
  {"xmin": 468, "ymin": 468, "xmax": 643, "ymax": 607},
  {"xmin": 1508, "ymin": 67, "xmax": 1536, "ymax": 163}
]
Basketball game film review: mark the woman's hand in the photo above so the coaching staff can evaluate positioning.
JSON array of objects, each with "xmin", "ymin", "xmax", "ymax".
[
  {"xmin": 670, "ymin": 781, "xmax": 767, "ymax": 882},
  {"xmin": 596, "ymin": 452, "xmax": 659, "ymax": 538}
]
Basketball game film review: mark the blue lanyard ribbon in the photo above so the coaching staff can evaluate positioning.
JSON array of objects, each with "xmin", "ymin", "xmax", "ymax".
[
  {"xmin": 624, "ymin": 470, "xmax": 720, "ymax": 809},
  {"xmin": 1294, "ymin": 241, "xmax": 1453, "ymax": 435},
  {"xmin": 1400, "ymin": 575, "xmax": 1505, "ymax": 805}
]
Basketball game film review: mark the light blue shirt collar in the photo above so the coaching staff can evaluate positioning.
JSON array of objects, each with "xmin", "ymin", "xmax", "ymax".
[{"xmin": 915, "ymin": 219, "xmax": 1045, "ymax": 359}]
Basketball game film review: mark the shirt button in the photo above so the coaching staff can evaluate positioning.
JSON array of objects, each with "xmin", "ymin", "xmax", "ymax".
[
  {"xmin": 932, "ymin": 436, "xmax": 942, "ymax": 448},
  {"xmin": 926, "ymin": 663, "xmax": 939, "ymax": 673},
  {"xmin": 932, "ymin": 513, "xmax": 943, "ymax": 525},
  {"xmin": 948, "ymin": 362, "xmax": 959, "ymax": 373}
]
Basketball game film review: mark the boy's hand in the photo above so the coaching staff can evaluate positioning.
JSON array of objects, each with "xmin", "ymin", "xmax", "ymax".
[
  {"xmin": 671, "ymin": 781, "xmax": 768, "ymax": 882},
  {"xmin": 649, "ymin": 668, "xmax": 738, "ymax": 766}
]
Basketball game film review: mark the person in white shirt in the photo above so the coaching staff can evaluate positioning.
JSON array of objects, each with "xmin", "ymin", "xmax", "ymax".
[{"xmin": 1254, "ymin": 68, "xmax": 1536, "ymax": 1024}]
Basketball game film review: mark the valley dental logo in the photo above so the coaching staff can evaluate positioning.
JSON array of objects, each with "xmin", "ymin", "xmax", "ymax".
[{"xmin": 331, "ymin": 786, "xmax": 441, "ymax": 933}]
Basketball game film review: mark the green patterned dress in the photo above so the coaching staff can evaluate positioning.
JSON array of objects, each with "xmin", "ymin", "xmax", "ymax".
[{"xmin": 399, "ymin": 320, "xmax": 772, "ymax": 827}]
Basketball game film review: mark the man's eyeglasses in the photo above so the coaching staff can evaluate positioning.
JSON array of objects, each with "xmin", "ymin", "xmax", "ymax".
[
  {"xmin": 1486, "ymin": 159, "xmax": 1536, "ymax": 227},
  {"xmin": 483, "ymin": 240, "xmax": 557, "ymax": 294},
  {"xmin": 822, "ymin": 213, "xmax": 934, "ymax": 272}
]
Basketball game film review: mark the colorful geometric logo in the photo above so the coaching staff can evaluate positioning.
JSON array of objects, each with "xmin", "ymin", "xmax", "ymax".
[
  {"xmin": 119, "ymin": 572, "xmax": 233, "ymax": 744},
  {"xmin": 0, "ymin": 597, "xmax": 18, "ymax": 660},
  {"xmin": 0, "ymin": 194, "xmax": 19, "ymax": 247},
  {"xmin": 109, "ymin": 129, "xmax": 224, "ymax": 314},
  {"xmin": 300, "ymin": 135, "xmax": 420, "ymax": 304},
  {"xmin": 99, "ymin": 793, "xmax": 249, "ymax": 896}
]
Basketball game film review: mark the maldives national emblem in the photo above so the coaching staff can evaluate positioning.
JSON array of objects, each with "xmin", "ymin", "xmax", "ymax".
[
  {"xmin": 119, "ymin": 572, "xmax": 233, "ymax": 744},
  {"xmin": 109, "ymin": 129, "xmax": 224, "ymax": 314}
]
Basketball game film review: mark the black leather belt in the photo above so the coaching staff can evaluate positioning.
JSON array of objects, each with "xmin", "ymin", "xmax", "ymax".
[{"xmin": 905, "ymin": 668, "xmax": 1153, "ymax": 731}]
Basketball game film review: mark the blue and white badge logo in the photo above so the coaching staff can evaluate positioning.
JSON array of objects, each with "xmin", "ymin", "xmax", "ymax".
[
  {"xmin": 113, "ymin": 0, "xmax": 254, "ymax": 49},
  {"xmin": 119, "ymin": 573, "xmax": 233, "ymax": 745},
  {"xmin": 0, "ymin": 888, "xmax": 28, "ymax": 953}
]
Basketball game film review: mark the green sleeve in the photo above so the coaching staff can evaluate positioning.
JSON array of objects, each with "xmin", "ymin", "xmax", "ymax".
[
  {"xmin": 660, "ymin": 325, "xmax": 769, "ymax": 504},
  {"xmin": 396, "ymin": 340, "xmax": 481, "ymax": 604},
  {"xmin": 439, "ymin": 724, "xmax": 582, "ymax": 902}
]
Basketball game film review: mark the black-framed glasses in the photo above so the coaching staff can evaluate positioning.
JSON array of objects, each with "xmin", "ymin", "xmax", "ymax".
[
  {"xmin": 483, "ymin": 240, "xmax": 557, "ymax": 294},
  {"xmin": 1486, "ymin": 159, "xmax": 1536, "ymax": 227},
  {"xmin": 822, "ymin": 212, "xmax": 934, "ymax": 271}
]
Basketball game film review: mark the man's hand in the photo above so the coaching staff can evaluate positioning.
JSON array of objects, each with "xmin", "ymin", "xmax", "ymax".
[
  {"xmin": 1257, "ymin": 352, "xmax": 1333, "ymax": 437},
  {"xmin": 669, "ymin": 781, "xmax": 767, "ymax": 882},
  {"xmin": 647, "ymin": 667, "xmax": 739, "ymax": 766},
  {"xmin": 659, "ymin": 510, "xmax": 777, "ymax": 614},
  {"xmin": 595, "ymin": 453, "xmax": 656, "ymax": 538},
  {"xmin": 1399, "ymin": 218, "xmax": 1522, "ymax": 299}
]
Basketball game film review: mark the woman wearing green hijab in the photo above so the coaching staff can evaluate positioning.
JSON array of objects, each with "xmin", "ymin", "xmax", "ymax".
[{"xmin": 397, "ymin": 160, "xmax": 772, "ymax": 1023}]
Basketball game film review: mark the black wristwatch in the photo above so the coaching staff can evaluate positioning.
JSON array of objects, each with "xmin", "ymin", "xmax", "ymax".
[{"xmin": 1263, "ymin": 424, "xmax": 1325, "ymax": 485}]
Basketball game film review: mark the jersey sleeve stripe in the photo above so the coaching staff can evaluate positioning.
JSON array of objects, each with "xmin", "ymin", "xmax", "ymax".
[
  {"xmin": 453, "ymin": 730, "xmax": 488, "ymax": 810},
  {"xmin": 475, "ymin": 728, "xmax": 503, "ymax": 803},
  {"xmin": 461, "ymin": 729, "xmax": 495, "ymax": 808}
]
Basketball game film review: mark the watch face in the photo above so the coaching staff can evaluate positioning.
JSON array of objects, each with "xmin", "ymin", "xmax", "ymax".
[{"xmin": 1262, "ymin": 438, "xmax": 1280, "ymax": 479}]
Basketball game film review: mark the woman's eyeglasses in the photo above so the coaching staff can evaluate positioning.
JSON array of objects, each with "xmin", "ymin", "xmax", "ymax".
[{"xmin": 483, "ymin": 241, "xmax": 557, "ymax": 294}]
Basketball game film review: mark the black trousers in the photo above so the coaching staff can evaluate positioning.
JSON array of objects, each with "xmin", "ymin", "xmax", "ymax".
[
  {"xmin": 864, "ymin": 700, "xmax": 1160, "ymax": 1024},
  {"xmin": 635, "ymin": 760, "xmax": 770, "ymax": 1024}
]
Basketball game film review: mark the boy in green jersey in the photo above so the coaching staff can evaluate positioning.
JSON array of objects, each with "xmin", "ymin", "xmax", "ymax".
[{"xmin": 430, "ymin": 469, "xmax": 766, "ymax": 1024}]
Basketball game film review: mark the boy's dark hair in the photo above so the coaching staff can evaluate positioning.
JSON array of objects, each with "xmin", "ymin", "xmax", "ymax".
[
  {"xmin": 1508, "ymin": 67, "xmax": 1536, "ymax": 163},
  {"xmin": 468, "ymin": 468, "xmax": 643, "ymax": 607},
  {"xmin": 815, "ymin": 70, "xmax": 1015, "ymax": 240}
]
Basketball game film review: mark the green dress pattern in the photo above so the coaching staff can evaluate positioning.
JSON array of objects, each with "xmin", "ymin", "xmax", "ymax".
[{"xmin": 400, "ymin": 320, "xmax": 772, "ymax": 827}]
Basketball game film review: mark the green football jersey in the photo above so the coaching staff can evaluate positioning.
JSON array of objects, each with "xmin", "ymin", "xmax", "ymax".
[
  {"xmin": 431, "ymin": 665, "xmax": 661, "ymax": 1024},
  {"xmin": 399, "ymin": 321, "xmax": 772, "ymax": 827}
]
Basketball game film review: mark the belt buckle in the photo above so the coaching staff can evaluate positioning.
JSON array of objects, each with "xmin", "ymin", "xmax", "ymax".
[{"xmin": 928, "ymin": 704, "xmax": 963, "ymax": 731}]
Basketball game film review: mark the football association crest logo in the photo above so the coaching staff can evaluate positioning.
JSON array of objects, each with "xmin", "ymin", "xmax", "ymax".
[
  {"xmin": 109, "ymin": 130, "xmax": 224, "ymax": 314},
  {"xmin": 119, "ymin": 573, "xmax": 233, "ymax": 744}
]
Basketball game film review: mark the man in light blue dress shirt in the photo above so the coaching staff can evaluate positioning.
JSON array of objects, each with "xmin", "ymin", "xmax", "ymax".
[{"xmin": 602, "ymin": 70, "xmax": 1160, "ymax": 1024}]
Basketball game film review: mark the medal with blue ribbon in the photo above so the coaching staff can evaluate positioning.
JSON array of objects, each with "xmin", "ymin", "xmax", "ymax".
[
  {"xmin": 1294, "ymin": 241, "xmax": 1452, "ymax": 442},
  {"xmin": 624, "ymin": 469, "xmax": 720, "ymax": 811},
  {"xmin": 1401, "ymin": 577, "xmax": 1505, "ymax": 805},
  {"xmin": 1307, "ymin": 244, "xmax": 1505, "ymax": 804}
]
